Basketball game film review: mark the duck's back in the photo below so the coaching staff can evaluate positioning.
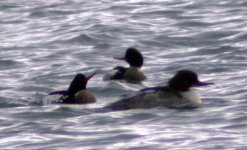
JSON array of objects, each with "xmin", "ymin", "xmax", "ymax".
[
  {"xmin": 123, "ymin": 67, "xmax": 147, "ymax": 82},
  {"xmin": 103, "ymin": 66, "xmax": 127, "ymax": 80},
  {"xmin": 107, "ymin": 87, "xmax": 184, "ymax": 110},
  {"xmin": 74, "ymin": 90, "xmax": 96, "ymax": 104}
]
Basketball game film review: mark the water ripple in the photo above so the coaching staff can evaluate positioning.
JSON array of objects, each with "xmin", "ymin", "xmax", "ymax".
[{"xmin": 0, "ymin": 0, "xmax": 246, "ymax": 149}]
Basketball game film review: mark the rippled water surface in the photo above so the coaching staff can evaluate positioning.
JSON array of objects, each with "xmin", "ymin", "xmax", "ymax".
[{"xmin": 0, "ymin": 0, "xmax": 247, "ymax": 149}]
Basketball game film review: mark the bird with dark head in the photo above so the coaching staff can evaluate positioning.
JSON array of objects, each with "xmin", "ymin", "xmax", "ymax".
[
  {"xmin": 103, "ymin": 47, "xmax": 147, "ymax": 83},
  {"xmin": 123, "ymin": 47, "xmax": 144, "ymax": 67},
  {"xmin": 106, "ymin": 70, "xmax": 214, "ymax": 110},
  {"xmin": 168, "ymin": 70, "xmax": 213, "ymax": 92},
  {"xmin": 49, "ymin": 73, "xmax": 96, "ymax": 104}
]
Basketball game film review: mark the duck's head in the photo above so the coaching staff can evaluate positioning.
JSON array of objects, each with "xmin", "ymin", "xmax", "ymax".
[
  {"xmin": 114, "ymin": 47, "xmax": 144, "ymax": 67},
  {"xmin": 168, "ymin": 70, "xmax": 213, "ymax": 92},
  {"xmin": 67, "ymin": 73, "xmax": 96, "ymax": 96}
]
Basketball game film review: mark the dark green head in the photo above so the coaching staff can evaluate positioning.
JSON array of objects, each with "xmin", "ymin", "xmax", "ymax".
[
  {"xmin": 114, "ymin": 47, "xmax": 144, "ymax": 67},
  {"xmin": 168, "ymin": 70, "xmax": 214, "ymax": 92},
  {"xmin": 67, "ymin": 73, "xmax": 95, "ymax": 97}
]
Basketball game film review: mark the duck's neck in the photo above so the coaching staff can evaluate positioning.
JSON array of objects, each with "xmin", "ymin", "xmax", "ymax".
[
  {"xmin": 129, "ymin": 66, "xmax": 142, "ymax": 70},
  {"xmin": 180, "ymin": 90, "xmax": 201, "ymax": 104},
  {"xmin": 124, "ymin": 67, "xmax": 146, "ymax": 82}
]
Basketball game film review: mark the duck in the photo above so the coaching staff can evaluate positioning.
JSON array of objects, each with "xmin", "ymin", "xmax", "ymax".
[
  {"xmin": 49, "ymin": 73, "xmax": 96, "ymax": 104},
  {"xmin": 103, "ymin": 47, "xmax": 147, "ymax": 83},
  {"xmin": 106, "ymin": 70, "xmax": 213, "ymax": 110}
]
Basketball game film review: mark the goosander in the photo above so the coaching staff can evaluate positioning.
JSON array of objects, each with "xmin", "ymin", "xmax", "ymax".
[
  {"xmin": 106, "ymin": 70, "xmax": 213, "ymax": 110},
  {"xmin": 103, "ymin": 47, "xmax": 147, "ymax": 83},
  {"xmin": 49, "ymin": 73, "xmax": 96, "ymax": 104}
]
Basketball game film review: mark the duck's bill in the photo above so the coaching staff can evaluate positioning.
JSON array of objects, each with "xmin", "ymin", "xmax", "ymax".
[
  {"xmin": 113, "ymin": 56, "xmax": 126, "ymax": 60},
  {"xmin": 195, "ymin": 81, "xmax": 214, "ymax": 86},
  {"xmin": 86, "ymin": 73, "xmax": 96, "ymax": 80}
]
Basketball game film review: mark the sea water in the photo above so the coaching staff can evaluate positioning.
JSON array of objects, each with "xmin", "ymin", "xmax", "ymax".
[{"xmin": 0, "ymin": 0, "xmax": 246, "ymax": 149}]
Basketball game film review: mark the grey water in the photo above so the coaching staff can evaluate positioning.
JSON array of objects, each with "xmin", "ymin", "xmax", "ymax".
[{"xmin": 0, "ymin": 0, "xmax": 247, "ymax": 149}]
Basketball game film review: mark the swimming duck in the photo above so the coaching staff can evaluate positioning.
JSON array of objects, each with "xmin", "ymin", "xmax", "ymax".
[
  {"xmin": 103, "ymin": 47, "xmax": 147, "ymax": 83},
  {"xmin": 106, "ymin": 70, "xmax": 213, "ymax": 110},
  {"xmin": 49, "ymin": 73, "xmax": 96, "ymax": 104}
]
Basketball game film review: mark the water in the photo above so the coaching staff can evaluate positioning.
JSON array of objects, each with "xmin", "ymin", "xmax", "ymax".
[{"xmin": 0, "ymin": 0, "xmax": 247, "ymax": 149}]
